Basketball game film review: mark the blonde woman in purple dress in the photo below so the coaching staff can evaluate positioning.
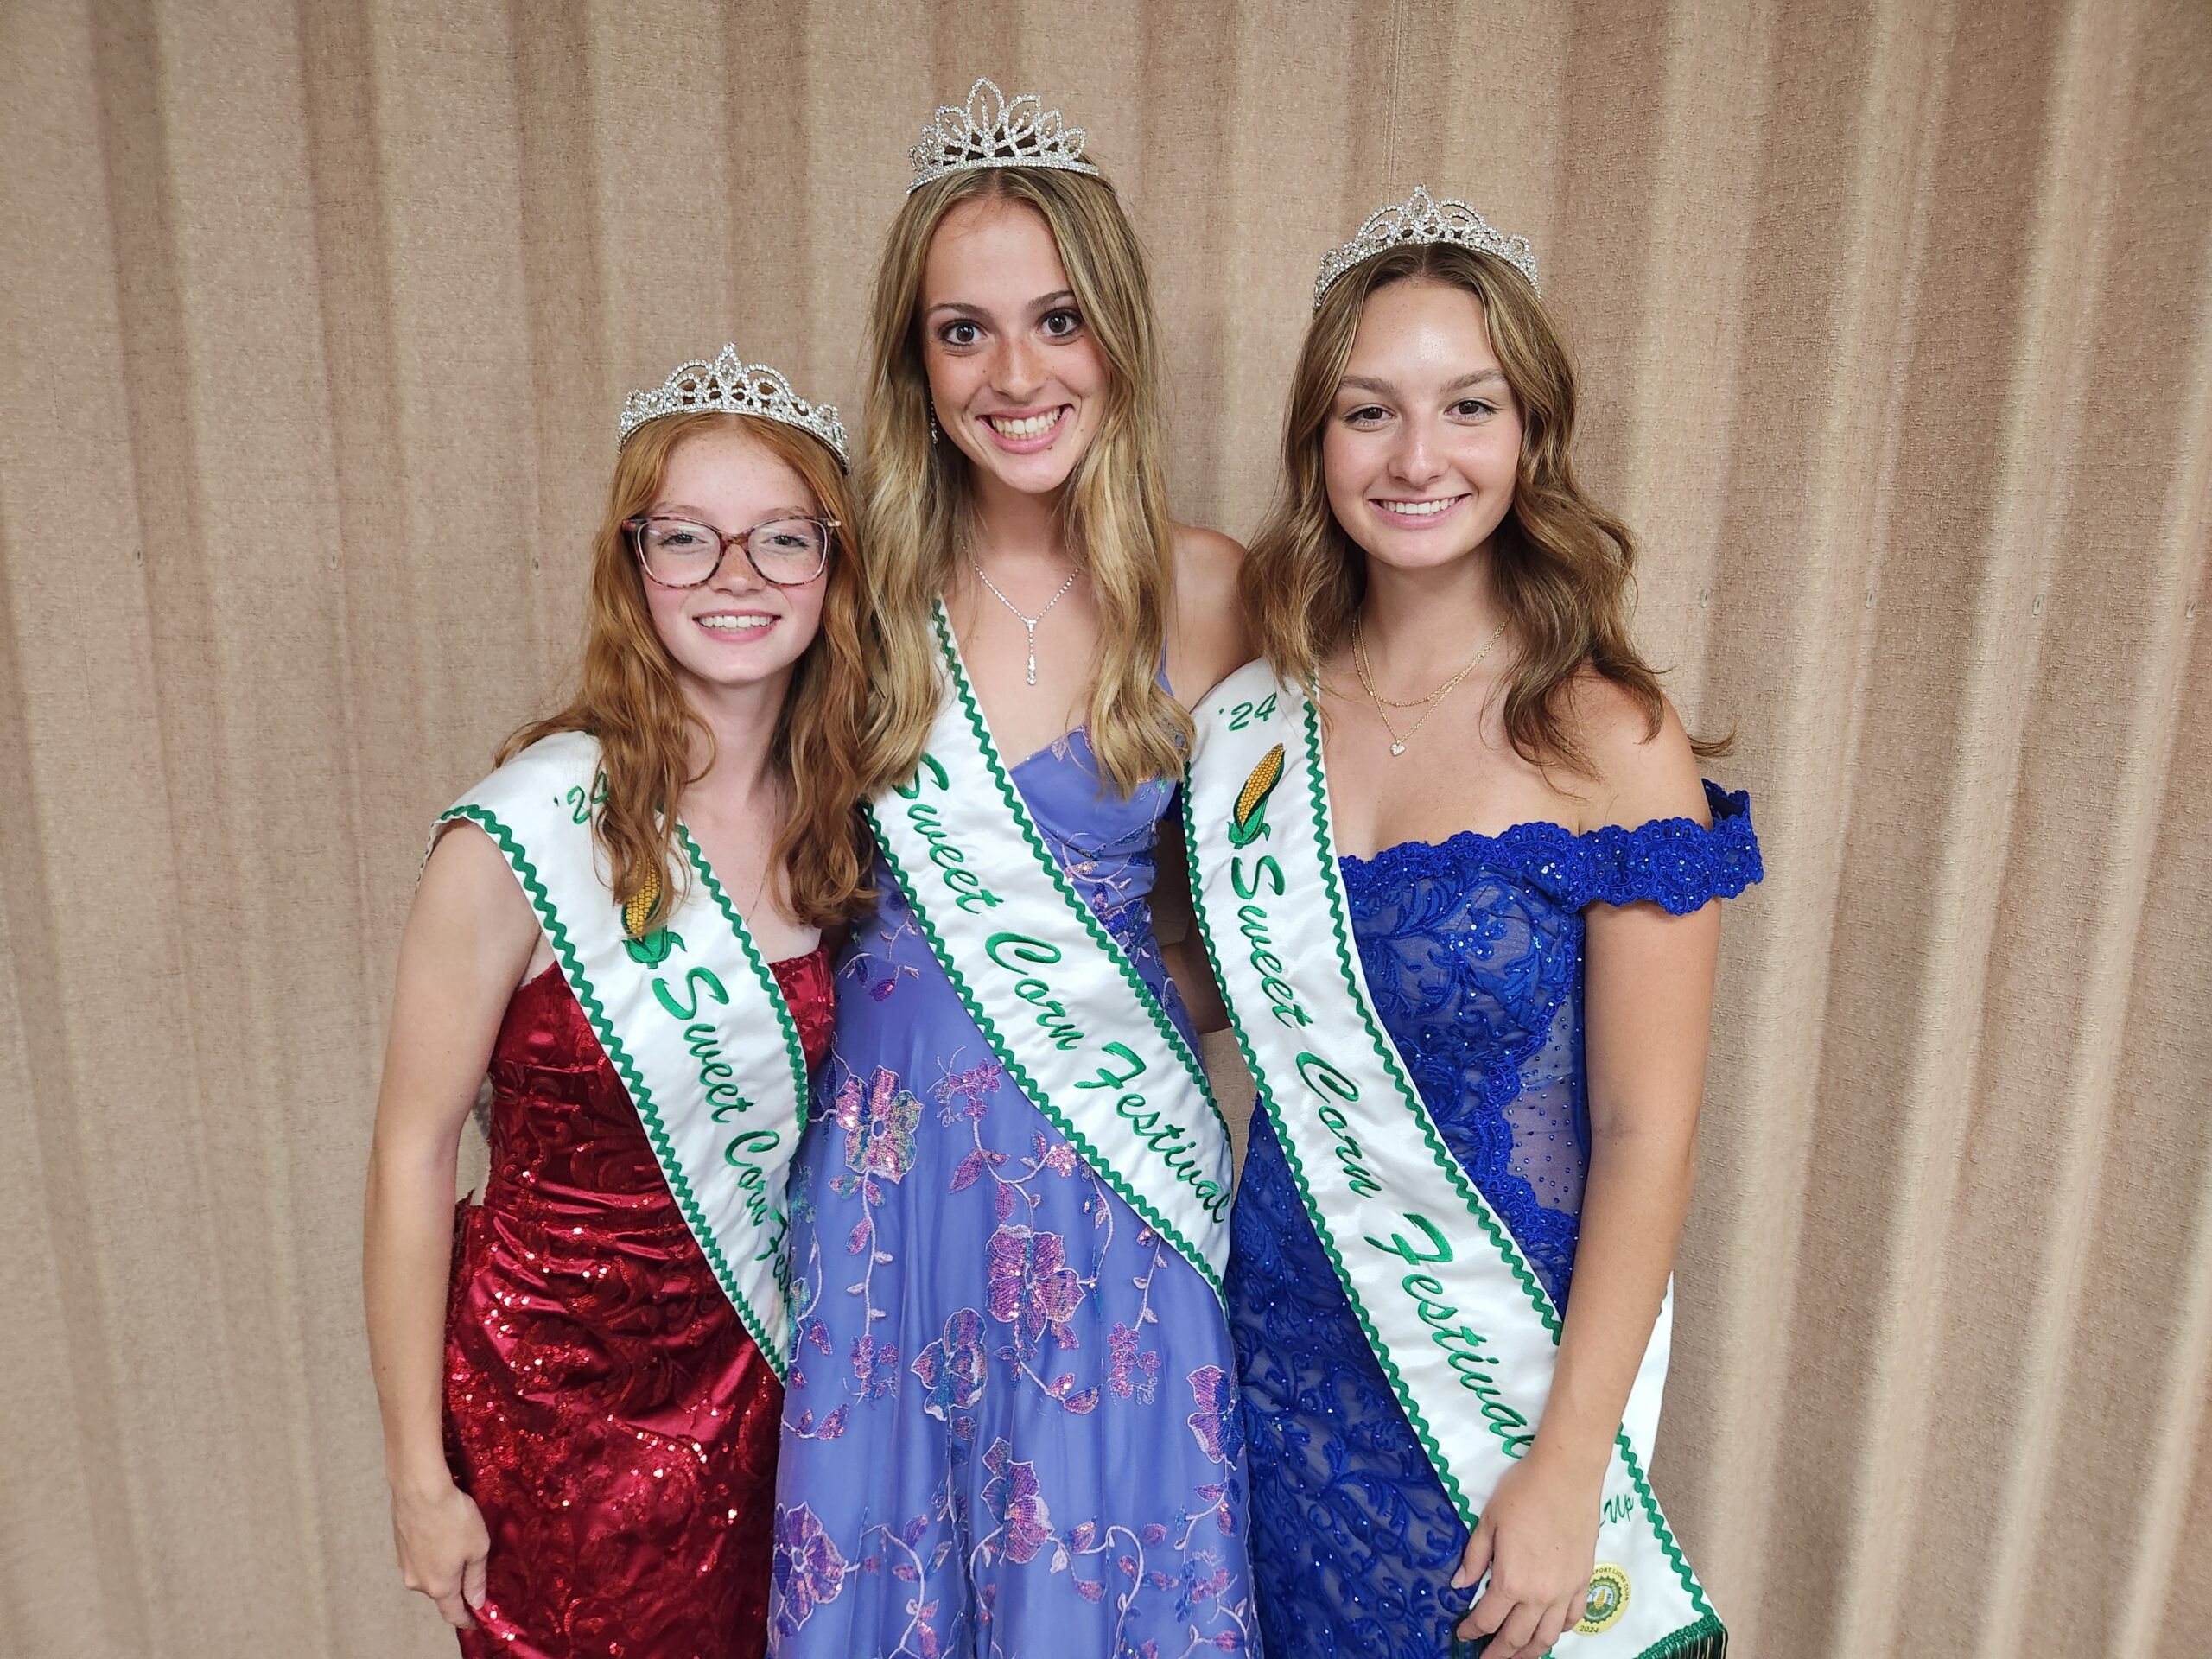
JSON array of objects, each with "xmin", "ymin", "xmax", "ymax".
[{"xmin": 767, "ymin": 81, "xmax": 1256, "ymax": 1656}]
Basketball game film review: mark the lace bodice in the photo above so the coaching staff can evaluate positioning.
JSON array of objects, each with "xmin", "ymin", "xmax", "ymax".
[
  {"xmin": 1338, "ymin": 780, "xmax": 1761, "ymax": 1301},
  {"xmin": 1225, "ymin": 781, "xmax": 1762, "ymax": 1657}
]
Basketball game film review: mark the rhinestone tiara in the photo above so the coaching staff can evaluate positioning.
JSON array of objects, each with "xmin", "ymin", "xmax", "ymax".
[
  {"xmin": 1313, "ymin": 186, "xmax": 1541, "ymax": 308},
  {"xmin": 616, "ymin": 344, "xmax": 849, "ymax": 466},
  {"xmin": 908, "ymin": 77, "xmax": 1103, "ymax": 195}
]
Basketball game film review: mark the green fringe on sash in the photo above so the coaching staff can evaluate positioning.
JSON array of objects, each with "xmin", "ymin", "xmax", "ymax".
[
  {"xmin": 1642, "ymin": 1619, "xmax": 1728, "ymax": 1658},
  {"xmin": 1448, "ymin": 1617, "xmax": 1726, "ymax": 1657}
]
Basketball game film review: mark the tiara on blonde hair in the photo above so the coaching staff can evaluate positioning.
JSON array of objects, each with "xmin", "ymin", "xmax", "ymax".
[
  {"xmin": 906, "ymin": 78, "xmax": 1103, "ymax": 195},
  {"xmin": 1313, "ymin": 186, "xmax": 1541, "ymax": 308},
  {"xmin": 617, "ymin": 344, "xmax": 849, "ymax": 466}
]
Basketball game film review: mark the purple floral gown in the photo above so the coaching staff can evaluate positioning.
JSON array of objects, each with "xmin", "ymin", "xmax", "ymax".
[{"xmin": 770, "ymin": 729, "xmax": 1256, "ymax": 1658}]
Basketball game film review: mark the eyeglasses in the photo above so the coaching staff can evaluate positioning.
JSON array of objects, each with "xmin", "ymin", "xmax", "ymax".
[{"xmin": 623, "ymin": 512, "xmax": 837, "ymax": 588}]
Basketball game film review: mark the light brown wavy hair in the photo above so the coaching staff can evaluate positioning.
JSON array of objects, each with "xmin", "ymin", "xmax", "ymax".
[
  {"xmin": 499, "ymin": 410, "xmax": 874, "ymax": 931},
  {"xmin": 855, "ymin": 165, "xmax": 1190, "ymax": 798},
  {"xmin": 1243, "ymin": 240, "xmax": 1727, "ymax": 774}
]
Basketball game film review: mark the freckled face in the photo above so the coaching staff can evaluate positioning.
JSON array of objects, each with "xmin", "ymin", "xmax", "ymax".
[
  {"xmin": 636, "ymin": 426, "xmax": 829, "ymax": 696},
  {"xmin": 1322, "ymin": 278, "xmax": 1523, "ymax": 573},
  {"xmin": 918, "ymin": 195, "xmax": 1109, "ymax": 499}
]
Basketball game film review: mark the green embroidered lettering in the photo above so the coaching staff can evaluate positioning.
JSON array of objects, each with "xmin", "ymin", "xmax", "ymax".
[
  {"xmin": 1338, "ymin": 1146, "xmax": 1380, "ymax": 1196},
  {"xmin": 1075, "ymin": 1040, "xmax": 1147, "ymax": 1091},
  {"xmin": 1365, "ymin": 1210, "xmax": 1453, "ymax": 1268},
  {"xmin": 753, "ymin": 1209, "xmax": 788, "ymax": 1264},
  {"xmin": 1236, "ymin": 903, "xmax": 1273, "ymax": 951},
  {"xmin": 654, "ymin": 966, "xmax": 730, "ymax": 1021},
  {"xmin": 1231, "ymin": 854, "xmax": 1285, "ymax": 899},
  {"xmin": 682, "ymin": 1023, "xmax": 727, "ymax": 1065},
  {"xmin": 893, "ymin": 752, "xmax": 950, "ymax": 800},
  {"xmin": 985, "ymin": 932, "xmax": 1083, "ymax": 1048},
  {"xmin": 1263, "ymin": 979, "xmax": 1311, "ymax": 1027},
  {"xmin": 1237, "ymin": 902, "xmax": 1310, "ymax": 1028},
  {"xmin": 1412, "ymin": 1289, "xmax": 1460, "ymax": 1328},
  {"xmin": 724, "ymin": 1128, "xmax": 782, "ymax": 1227},
  {"xmin": 1297, "ymin": 1053, "xmax": 1384, "ymax": 1196},
  {"xmin": 986, "ymin": 931, "xmax": 1062, "ymax": 969},
  {"xmin": 894, "ymin": 774, "xmax": 1005, "ymax": 911},
  {"xmin": 1357, "ymin": 1215, "xmax": 1536, "ymax": 1455}
]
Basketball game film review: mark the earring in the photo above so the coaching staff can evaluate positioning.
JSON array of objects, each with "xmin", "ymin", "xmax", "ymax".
[{"xmin": 927, "ymin": 405, "xmax": 941, "ymax": 446}]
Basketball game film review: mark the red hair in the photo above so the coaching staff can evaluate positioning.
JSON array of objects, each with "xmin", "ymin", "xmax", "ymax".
[{"xmin": 500, "ymin": 410, "xmax": 873, "ymax": 929}]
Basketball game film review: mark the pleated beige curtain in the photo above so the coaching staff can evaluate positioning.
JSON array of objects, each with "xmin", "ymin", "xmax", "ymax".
[{"xmin": 1, "ymin": 1, "xmax": 2206, "ymax": 1655}]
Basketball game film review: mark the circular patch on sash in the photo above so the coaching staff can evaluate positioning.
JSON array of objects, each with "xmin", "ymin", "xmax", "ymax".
[{"xmin": 1577, "ymin": 1564, "xmax": 1630, "ymax": 1635}]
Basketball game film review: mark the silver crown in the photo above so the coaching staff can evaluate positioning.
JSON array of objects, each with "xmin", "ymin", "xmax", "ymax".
[
  {"xmin": 907, "ymin": 77, "xmax": 1103, "ymax": 194},
  {"xmin": 1313, "ymin": 186, "xmax": 1541, "ymax": 308},
  {"xmin": 616, "ymin": 344, "xmax": 849, "ymax": 466}
]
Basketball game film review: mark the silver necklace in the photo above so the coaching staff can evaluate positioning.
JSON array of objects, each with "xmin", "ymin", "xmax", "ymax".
[{"xmin": 969, "ymin": 556, "xmax": 1083, "ymax": 686}]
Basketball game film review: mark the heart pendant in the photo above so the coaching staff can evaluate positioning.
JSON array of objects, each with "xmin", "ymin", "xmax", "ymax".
[{"xmin": 1390, "ymin": 741, "xmax": 1407, "ymax": 756}]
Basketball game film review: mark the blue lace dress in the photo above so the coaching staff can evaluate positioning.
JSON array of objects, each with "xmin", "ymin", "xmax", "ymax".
[
  {"xmin": 1224, "ymin": 783, "xmax": 1761, "ymax": 1657},
  {"xmin": 771, "ymin": 729, "xmax": 1255, "ymax": 1658}
]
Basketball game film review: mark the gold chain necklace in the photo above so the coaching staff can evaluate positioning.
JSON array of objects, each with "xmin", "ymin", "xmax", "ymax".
[{"xmin": 1351, "ymin": 613, "xmax": 1510, "ymax": 756}]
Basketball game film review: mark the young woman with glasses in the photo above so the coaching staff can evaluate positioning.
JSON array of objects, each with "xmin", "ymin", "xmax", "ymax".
[{"xmin": 364, "ymin": 350, "xmax": 870, "ymax": 1659}]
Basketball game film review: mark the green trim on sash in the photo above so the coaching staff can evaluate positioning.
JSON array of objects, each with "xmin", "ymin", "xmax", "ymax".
[
  {"xmin": 682, "ymin": 825, "xmax": 812, "ymax": 1139},
  {"xmin": 926, "ymin": 603, "xmax": 1226, "ymax": 1140},
  {"xmin": 1183, "ymin": 672, "xmax": 1723, "ymax": 1653},
  {"xmin": 440, "ymin": 803, "xmax": 798, "ymax": 1379},
  {"xmin": 864, "ymin": 820, "xmax": 1224, "ymax": 1297},
  {"xmin": 860, "ymin": 599, "xmax": 1230, "ymax": 1298}
]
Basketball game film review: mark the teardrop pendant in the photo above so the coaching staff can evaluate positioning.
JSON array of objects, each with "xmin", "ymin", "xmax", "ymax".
[{"xmin": 971, "ymin": 555, "xmax": 1084, "ymax": 693}]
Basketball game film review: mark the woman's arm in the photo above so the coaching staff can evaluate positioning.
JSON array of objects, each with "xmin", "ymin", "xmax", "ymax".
[
  {"xmin": 1166, "ymin": 524, "xmax": 1255, "ymax": 701},
  {"xmin": 1457, "ymin": 691, "xmax": 1719, "ymax": 1659},
  {"xmin": 362, "ymin": 823, "xmax": 540, "ymax": 1630},
  {"xmin": 1157, "ymin": 524, "xmax": 1250, "ymax": 1032},
  {"xmin": 1149, "ymin": 807, "xmax": 1230, "ymax": 1034}
]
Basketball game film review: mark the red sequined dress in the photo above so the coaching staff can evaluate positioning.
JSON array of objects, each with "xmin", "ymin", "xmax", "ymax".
[{"xmin": 443, "ymin": 947, "xmax": 834, "ymax": 1659}]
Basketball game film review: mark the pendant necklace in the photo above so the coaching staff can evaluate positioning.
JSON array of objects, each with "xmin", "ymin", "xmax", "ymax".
[
  {"xmin": 971, "ymin": 555, "xmax": 1084, "ymax": 686},
  {"xmin": 1351, "ymin": 612, "xmax": 1511, "ymax": 756}
]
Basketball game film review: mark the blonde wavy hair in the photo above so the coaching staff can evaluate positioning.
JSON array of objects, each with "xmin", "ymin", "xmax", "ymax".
[
  {"xmin": 499, "ymin": 410, "xmax": 874, "ymax": 931},
  {"xmin": 1243, "ymin": 241, "xmax": 1726, "ymax": 774},
  {"xmin": 855, "ymin": 165, "xmax": 1191, "ymax": 798}
]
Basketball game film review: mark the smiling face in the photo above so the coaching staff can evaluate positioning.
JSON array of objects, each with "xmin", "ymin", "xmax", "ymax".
[
  {"xmin": 637, "ymin": 423, "xmax": 830, "ymax": 698},
  {"xmin": 1322, "ymin": 277, "xmax": 1524, "ymax": 573},
  {"xmin": 918, "ymin": 194, "xmax": 1109, "ymax": 499}
]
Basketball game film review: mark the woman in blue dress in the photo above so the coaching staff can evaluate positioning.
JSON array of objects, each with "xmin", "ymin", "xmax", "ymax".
[
  {"xmin": 768, "ymin": 80, "xmax": 1255, "ymax": 1656},
  {"xmin": 1220, "ymin": 194, "xmax": 1761, "ymax": 1658}
]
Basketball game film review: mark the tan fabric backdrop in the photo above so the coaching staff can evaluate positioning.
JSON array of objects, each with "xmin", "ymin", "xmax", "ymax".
[{"xmin": 3, "ymin": 1, "xmax": 2207, "ymax": 1655}]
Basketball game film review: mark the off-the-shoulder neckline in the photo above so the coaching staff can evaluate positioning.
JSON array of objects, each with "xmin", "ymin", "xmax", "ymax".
[{"xmin": 1339, "ymin": 780, "xmax": 1753, "ymax": 875}]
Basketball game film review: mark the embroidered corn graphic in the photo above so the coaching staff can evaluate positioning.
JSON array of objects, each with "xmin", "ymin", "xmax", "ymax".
[
  {"xmin": 621, "ymin": 864, "xmax": 662, "ymax": 939},
  {"xmin": 1228, "ymin": 744, "xmax": 1285, "ymax": 847}
]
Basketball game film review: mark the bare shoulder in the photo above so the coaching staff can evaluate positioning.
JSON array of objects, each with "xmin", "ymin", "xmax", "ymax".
[
  {"xmin": 418, "ymin": 817, "xmax": 538, "ymax": 944},
  {"xmin": 1567, "ymin": 669, "xmax": 1708, "ymax": 833},
  {"xmin": 1173, "ymin": 523, "xmax": 1245, "ymax": 588},
  {"xmin": 1168, "ymin": 523, "xmax": 1252, "ymax": 695}
]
